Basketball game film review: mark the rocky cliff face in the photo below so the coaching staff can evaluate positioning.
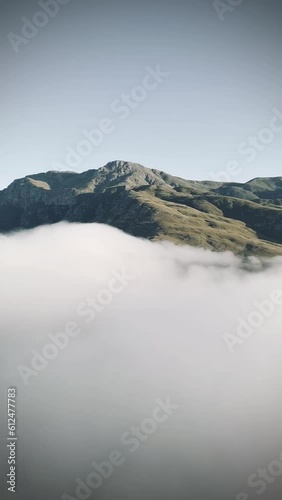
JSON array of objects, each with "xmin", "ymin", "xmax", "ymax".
[{"xmin": 1, "ymin": 161, "xmax": 282, "ymax": 256}]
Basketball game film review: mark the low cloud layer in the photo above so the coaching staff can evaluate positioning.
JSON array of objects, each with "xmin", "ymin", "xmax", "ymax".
[{"xmin": 1, "ymin": 223, "xmax": 282, "ymax": 500}]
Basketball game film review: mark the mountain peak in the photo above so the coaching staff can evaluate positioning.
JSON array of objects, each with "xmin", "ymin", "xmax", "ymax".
[
  {"xmin": 1, "ymin": 163, "xmax": 282, "ymax": 257},
  {"xmin": 99, "ymin": 160, "xmax": 139, "ymax": 172},
  {"xmin": 98, "ymin": 160, "xmax": 157, "ymax": 178}
]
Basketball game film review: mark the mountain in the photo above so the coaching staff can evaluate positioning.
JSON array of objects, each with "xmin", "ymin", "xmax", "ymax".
[{"xmin": 1, "ymin": 160, "xmax": 282, "ymax": 256}]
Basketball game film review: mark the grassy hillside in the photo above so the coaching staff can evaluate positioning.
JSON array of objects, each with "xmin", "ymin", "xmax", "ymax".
[{"xmin": 1, "ymin": 161, "xmax": 282, "ymax": 256}]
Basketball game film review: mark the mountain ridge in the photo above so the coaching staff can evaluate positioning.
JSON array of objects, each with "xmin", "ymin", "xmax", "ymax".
[{"xmin": 1, "ymin": 161, "xmax": 282, "ymax": 257}]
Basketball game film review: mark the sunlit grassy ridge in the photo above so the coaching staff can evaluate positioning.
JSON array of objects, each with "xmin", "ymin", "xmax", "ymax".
[{"xmin": 1, "ymin": 161, "xmax": 281, "ymax": 256}]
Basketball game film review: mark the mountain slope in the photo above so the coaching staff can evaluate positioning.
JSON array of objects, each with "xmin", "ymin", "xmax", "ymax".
[{"xmin": 1, "ymin": 161, "xmax": 282, "ymax": 256}]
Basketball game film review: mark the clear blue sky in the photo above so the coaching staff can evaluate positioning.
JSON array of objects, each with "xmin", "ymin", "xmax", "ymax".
[{"xmin": 1, "ymin": 0, "xmax": 282, "ymax": 188}]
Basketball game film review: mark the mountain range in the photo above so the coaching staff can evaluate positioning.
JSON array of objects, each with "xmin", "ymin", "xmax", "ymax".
[{"xmin": 1, "ymin": 161, "xmax": 282, "ymax": 256}]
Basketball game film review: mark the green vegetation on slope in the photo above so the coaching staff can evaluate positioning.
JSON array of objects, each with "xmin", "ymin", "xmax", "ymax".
[{"xmin": 0, "ymin": 161, "xmax": 281, "ymax": 257}]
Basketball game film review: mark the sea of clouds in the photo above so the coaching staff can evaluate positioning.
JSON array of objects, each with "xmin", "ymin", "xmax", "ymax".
[{"xmin": 1, "ymin": 222, "xmax": 282, "ymax": 500}]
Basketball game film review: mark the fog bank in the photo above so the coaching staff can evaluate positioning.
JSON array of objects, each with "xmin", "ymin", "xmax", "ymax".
[{"xmin": 1, "ymin": 223, "xmax": 282, "ymax": 500}]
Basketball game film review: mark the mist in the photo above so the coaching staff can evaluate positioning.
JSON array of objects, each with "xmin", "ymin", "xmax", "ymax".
[{"xmin": 1, "ymin": 222, "xmax": 282, "ymax": 500}]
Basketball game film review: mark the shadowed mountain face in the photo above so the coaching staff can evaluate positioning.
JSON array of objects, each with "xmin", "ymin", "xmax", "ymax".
[{"xmin": 1, "ymin": 161, "xmax": 282, "ymax": 256}]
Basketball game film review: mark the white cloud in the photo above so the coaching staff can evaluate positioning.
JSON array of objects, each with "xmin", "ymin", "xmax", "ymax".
[{"xmin": 1, "ymin": 222, "xmax": 282, "ymax": 499}]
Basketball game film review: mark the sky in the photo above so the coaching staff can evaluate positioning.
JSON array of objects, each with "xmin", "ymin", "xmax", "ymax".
[{"xmin": 1, "ymin": 0, "xmax": 282, "ymax": 189}]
